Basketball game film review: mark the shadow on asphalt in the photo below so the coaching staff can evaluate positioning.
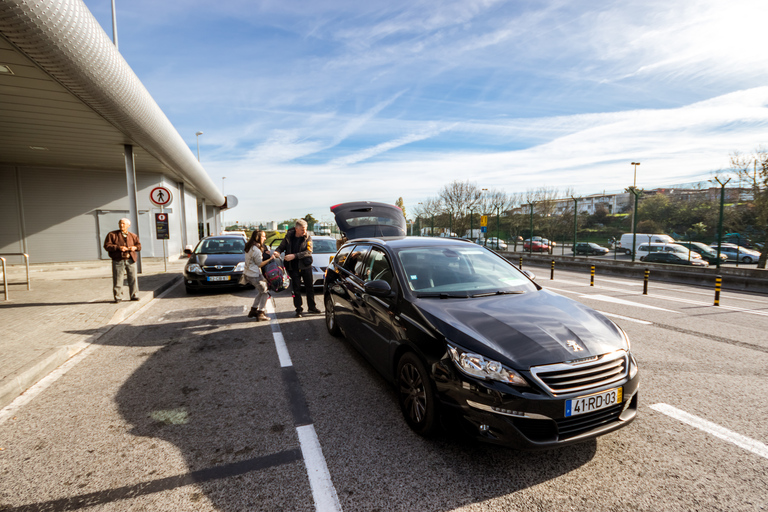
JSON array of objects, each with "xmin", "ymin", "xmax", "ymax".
[{"xmin": 13, "ymin": 287, "xmax": 597, "ymax": 511}]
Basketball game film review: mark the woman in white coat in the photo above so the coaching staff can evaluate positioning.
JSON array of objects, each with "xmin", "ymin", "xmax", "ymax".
[{"xmin": 243, "ymin": 230, "xmax": 275, "ymax": 321}]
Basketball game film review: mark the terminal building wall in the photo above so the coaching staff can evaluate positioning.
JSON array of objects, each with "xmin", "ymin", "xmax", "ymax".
[{"xmin": 0, "ymin": 165, "xmax": 202, "ymax": 264}]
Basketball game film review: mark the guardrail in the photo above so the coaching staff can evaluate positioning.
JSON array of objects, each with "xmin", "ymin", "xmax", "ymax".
[
  {"xmin": 0, "ymin": 253, "xmax": 31, "ymax": 301},
  {"xmin": 501, "ymin": 250, "xmax": 768, "ymax": 295}
]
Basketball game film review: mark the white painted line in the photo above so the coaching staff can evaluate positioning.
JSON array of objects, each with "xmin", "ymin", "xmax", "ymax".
[
  {"xmin": 265, "ymin": 301, "xmax": 293, "ymax": 367},
  {"xmin": 0, "ymin": 281, "xmax": 181, "ymax": 425},
  {"xmin": 0, "ymin": 344, "xmax": 99, "ymax": 425},
  {"xmin": 650, "ymin": 403, "xmax": 768, "ymax": 460},
  {"xmin": 580, "ymin": 294, "xmax": 678, "ymax": 313},
  {"xmin": 596, "ymin": 311, "xmax": 653, "ymax": 325},
  {"xmin": 543, "ymin": 286, "xmax": 580, "ymax": 295},
  {"xmin": 272, "ymin": 331, "xmax": 293, "ymax": 367},
  {"xmin": 297, "ymin": 424, "xmax": 343, "ymax": 512}
]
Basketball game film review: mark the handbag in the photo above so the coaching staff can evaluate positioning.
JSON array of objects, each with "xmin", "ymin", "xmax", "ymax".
[{"xmin": 238, "ymin": 273, "xmax": 249, "ymax": 285}]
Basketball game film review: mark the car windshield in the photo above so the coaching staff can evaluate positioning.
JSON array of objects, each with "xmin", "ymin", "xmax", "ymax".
[
  {"xmin": 397, "ymin": 246, "xmax": 536, "ymax": 296},
  {"xmin": 196, "ymin": 238, "xmax": 245, "ymax": 254},
  {"xmin": 313, "ymin": 239, "xmax": 338, "ymax": 253}
]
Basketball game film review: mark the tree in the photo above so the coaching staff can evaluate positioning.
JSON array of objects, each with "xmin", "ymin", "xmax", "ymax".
[
  {"xmin": 730, "ymin": 147, "xmax": 768, "ymax": 268},
  {"xmin": 395, "ymin": 197, "xmax": 406, "ymax": 220}
]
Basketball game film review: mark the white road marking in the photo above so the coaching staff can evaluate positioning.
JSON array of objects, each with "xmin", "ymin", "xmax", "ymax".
[
  {"xmin": 0, "ymin": 343, "xmax": 100, "ymax": 425},
  {"xmin": 580, "ymin": 294, "xmax": 678, "ymax": 313},
  {"xmin": 0, "ymin": 281, "xmax": 182, "ymax": 426},
  {"xmin": 297, "ymin": 424, "xmax": 344, "ymax": 512},
  {"xmin": 650, "ymin": 403, "xmax": 768, "ymax": 460},
  {"xmin": 595, "ymin": 311, "xmax": 653, "ymax": 325},
  {"xmin": 264, "ymin": 299, "xmax": 342, "ymax": 512},
  {"xmin": 265, "ymin": 302, "xmax": 293, "ymax": 367}
]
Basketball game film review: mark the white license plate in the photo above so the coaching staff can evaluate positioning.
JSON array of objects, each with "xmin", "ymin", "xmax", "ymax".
[
  {"xmin": 565, "ymin": 387, "xmax": 622, "ymax": 417},
  {"xmin": 206, "ymin": 275, "xmax": 231, "ymax": 282}
]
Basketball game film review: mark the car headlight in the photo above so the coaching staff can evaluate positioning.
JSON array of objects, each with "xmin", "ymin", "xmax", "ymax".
[
  {"xmin": 447, "ymin": 343, "xmax": 529, "ymax": 387},
  {"xmin": 186, "ymin": 263, "xmax": 203, "ymax": 274},
  {"xmin": 234, "ymin": 262, "xmax": 245, "ymax": 272}
]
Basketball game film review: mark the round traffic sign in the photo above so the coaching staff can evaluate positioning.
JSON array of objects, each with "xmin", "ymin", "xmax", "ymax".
[{"xmin": 150, "ymin": 186, "xmax": 173, "ymax": 206}]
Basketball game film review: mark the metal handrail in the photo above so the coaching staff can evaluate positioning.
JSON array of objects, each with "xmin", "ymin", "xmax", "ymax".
[{"xmin": 0, "ymin": 253, "xmax": 30, "ymax": 301}]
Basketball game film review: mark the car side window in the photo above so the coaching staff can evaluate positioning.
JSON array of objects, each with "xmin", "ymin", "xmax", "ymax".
[
  {"xmin": 363, "ymin": 248, "xmax": 394, "ymax": 285},
  {"xmin": 333, "ymin": 245, "xmax": 353, "ymax": 269},
  {"xmin": 343, "ymin": 245, "xmax": 371, "ymax": 276}
]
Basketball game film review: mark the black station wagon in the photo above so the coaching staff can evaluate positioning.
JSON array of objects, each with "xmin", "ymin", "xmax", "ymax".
[{"xmin": 323, "ymin": 202, "xmax": 639, "ymax": 449}]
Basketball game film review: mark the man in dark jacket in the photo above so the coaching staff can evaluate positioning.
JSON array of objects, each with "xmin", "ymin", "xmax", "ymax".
[
  {"xmin": 274, "ymin": 219, "xmax": 320, "ymax": 317},
  {"xmin": 104, "ymin": 217, "xmax": 141, "ymax": 303}
]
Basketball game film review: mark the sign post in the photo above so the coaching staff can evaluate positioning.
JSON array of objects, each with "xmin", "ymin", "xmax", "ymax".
[{"xmin": 150, "ymin": 186, "xmax": 173, "ymax": 272}]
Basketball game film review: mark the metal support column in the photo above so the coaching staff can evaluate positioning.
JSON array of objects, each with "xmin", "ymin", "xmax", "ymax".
[{"xmin": 124, "ymin": 144, "xmax": 141, "ymax": 273}]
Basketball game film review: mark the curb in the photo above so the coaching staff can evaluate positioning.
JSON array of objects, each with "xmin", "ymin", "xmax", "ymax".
[{"xmin": 0, "ymin": 275, "xmax": 182, "ymax": 410}]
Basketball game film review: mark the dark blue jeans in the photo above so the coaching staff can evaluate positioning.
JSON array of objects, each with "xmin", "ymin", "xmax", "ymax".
[{"xmin": 288, "ymin": 267, "xmax": 316, "ymax": 311}]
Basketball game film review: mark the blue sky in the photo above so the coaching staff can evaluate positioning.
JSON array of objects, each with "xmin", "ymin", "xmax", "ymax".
[{"xmin": 84, "ymin": 0, "xmax": 768, "ymax": 224}]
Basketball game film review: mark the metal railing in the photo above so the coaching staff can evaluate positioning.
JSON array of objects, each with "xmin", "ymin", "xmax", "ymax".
[{"xmin": 0, "ymin": 253, "xmax": 30, "ymax": 301}]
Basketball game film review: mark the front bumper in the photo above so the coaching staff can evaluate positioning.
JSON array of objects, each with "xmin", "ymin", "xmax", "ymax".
[
  {"xmin": 433, "ymin": 358, "xmax": 640, "ymax": 450},
  {"xmin": 184, "ymin": 272, "xmax": 245, "ymax": 290}
]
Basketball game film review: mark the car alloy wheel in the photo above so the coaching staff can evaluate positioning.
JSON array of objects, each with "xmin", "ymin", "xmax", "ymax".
[
  {"xmin": 397, "ymin": 352, "xmax": 438, "ymax": 435},
  {"xmin": 742, "ymin": 256, "xmax": 753, "ymax": 263},
  {"xmin": 324, "ymin": 296, "xmax": 341, "ymax": 337}
]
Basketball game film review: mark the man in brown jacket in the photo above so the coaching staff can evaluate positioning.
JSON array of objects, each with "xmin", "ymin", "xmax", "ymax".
[{"xmin": 104, "ymin": 217, "xmax": 141, "ymax": 303}]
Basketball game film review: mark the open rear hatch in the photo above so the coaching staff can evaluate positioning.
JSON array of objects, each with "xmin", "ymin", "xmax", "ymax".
[{"xmin": 330, "ymin": 201, "xmax": 406, "ymax": 239}]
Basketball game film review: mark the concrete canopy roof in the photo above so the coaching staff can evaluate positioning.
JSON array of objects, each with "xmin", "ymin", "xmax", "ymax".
[{"xmin": 0, "ymin": 0, "xmax": 224, "ymax": 205}]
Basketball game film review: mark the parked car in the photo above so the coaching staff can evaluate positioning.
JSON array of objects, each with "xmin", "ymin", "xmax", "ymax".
[
  {"xmin": 636, "ymin": 243, "xmax": 701, "ymax": 262},
  {"xmin": 617, "ymin": 233, "xmax": 675, "ymax": 256},
  {"xmin": 573, "ymin": 242, "xmax": 609, "ymax": 256},
  {"xmin": 644, "ymin": 252, "xmax": 709, "ymax": 266},
  {"xmin": 709, "ymin": 243, "xmax": 762, "ymax": 263},
  {"xmin": 324, "ymin": 202, "xmax": 639, "ymax": 450},
  {"xmin": 523, "ymin": 238, "xmax": 550, "ymax": 252},
  {"xmin": 484, "ymin": 237, "xmax": 508, "ymax": 250},
  {"xmin": 183, "ymin": 234, "xmax": 248, "ymax": 293},
  {"xmin": 674, "ymin": 241, "xmax": 728, "ymax": 264},
  {"xmin": 309, "ymin": 236, "xmax": 339, "ymax": 288}
]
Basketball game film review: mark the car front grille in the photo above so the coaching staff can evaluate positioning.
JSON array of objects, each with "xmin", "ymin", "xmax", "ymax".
[
  {"xmin": 555, "ymin": 403, "xmax": 623, "ymax": 439},
  {"xmin": 202, "ymin": 265, "xmax": 235, "ymax": 272},
  {"xmin": 529, "ymin": 350, "xmax": 628, "ymax": 396}
]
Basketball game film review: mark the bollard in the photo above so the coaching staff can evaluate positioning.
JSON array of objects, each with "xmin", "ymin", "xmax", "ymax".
[
  {"xmin": 590, "ymin": 265, "xmax": 595, "ymax": 286},
  {"xmin": 519, "ymin": 257, "xmax": 523, "ymax": 269},
  {"xmin": 643, "ymin": 268, "xmax": 649, "ymax": 295},
  {"xmin": 714, "ymin": 275, "xmax": 722, "ymax": 306},
  {"xmin": 550, "ymin": 260, "xmax": 555, "ymax": 280}
]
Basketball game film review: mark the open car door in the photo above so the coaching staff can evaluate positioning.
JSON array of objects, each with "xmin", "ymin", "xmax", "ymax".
[{"xmin": 330, "ymin": 201, "xmax": 407, "ymax": 239}]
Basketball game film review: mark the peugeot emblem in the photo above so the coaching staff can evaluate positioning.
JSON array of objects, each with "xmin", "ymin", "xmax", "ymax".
[{"xmin": 567, "ymin": 340, "xmax": 584, "ymax": 352}]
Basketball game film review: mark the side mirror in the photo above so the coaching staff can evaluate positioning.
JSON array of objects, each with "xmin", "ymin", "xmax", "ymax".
[
  {"xmin": 523, "ymin": 270, "xmax": 536, "ymax": 281},
  {"xmin": 364, "ymin": 279, "xmax": 393, "ymax": 298}
]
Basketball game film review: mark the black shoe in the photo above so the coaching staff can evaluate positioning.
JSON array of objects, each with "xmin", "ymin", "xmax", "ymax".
[
  {"xmin": 307, "ymin": 307, "xmax": 322, "ymax": 314},
  {"xmin": 130, "ymin": 296, "xmax": 140, "ymax": 301},
  {"xmin": 248, "ymin": 308, "xmax": 259, "ymax": 318},
  {"xmin": 113, "ymin": 299, "xmax": 122, "ymax": 304},
  {"xmin": 295, "ymin": 310, "xmax": 303, "ymax": 318}
]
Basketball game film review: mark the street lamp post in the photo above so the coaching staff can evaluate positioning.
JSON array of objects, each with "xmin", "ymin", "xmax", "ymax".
[
  {"xmin": 195, "ymin": 131, "xmax": 203, "ymax": 161},
  {"xmin": 630, "ymin": 162, "xmax": 640, "ymax": 228},
  {"xmin": 572, "ymin": 196, "xmax": 578, "ymax": 253},
  {"xmin": 221, "ymin": 176, "xmax": 226, "ymax": 230},
  {"xmin": 629, "ymin": 187, "xmax": 642, "ymax": 262},
  {"xmin": 528, "ymin": 202, "xmax": 536, "ymax": 255},
  {"xmin": 714, "ymin": 177, "xmax": 731, "ymax": 270}
]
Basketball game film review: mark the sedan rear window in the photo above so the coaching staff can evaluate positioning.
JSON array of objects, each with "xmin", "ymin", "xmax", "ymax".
[{"xmin": 397, "ymin": 246, "xmax": 536, "ymax": 295}]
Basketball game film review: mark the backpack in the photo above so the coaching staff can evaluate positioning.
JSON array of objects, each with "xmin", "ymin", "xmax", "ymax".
[{"xmin": 262, "ymin": 259, "xmax": 290, "ymax": 292}]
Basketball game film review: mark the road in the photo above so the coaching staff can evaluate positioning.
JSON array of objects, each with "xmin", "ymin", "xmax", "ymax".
[{"xmin": 1, "ymin": 272, "xmax": 766, "ymax": 511}]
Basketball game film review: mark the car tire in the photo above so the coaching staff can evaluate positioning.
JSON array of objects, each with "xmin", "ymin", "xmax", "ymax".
[
  {"xmin": 742, "ymin": 256, "xmax": 753, "ymax": 263},
  {"xmin": 397, "ymin": 352, "xmax": 439, "ymax": 436},
  {"xmin": 324, "ymin": 296, "xmax": 341, "ymax": 337},
  {"xmin": 625, "ymin": 249, "xmax": 632, "ymax": 256},
  {"xmin": 639, "ymin": 256, "xmax": 645, "ymax": 261}
]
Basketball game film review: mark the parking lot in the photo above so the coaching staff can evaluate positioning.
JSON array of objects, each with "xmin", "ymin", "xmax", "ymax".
[{"xmin": 1, "ymin": 266, "xmax": 766, "ymax": 511}]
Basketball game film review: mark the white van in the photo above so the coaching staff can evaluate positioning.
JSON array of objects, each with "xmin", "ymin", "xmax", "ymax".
[
  {"xmin": 636, "ymin": 243, "xmax": 701, "ymax": 262},
  {"xmin": 618, "ymin": 233, "xmax": 675, "ymax": 256}
]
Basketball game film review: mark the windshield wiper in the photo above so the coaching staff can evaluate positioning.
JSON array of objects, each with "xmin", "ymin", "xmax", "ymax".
[
  {"xmin": 470, "ymin": 290, "xmax": 526, "ymax": 298},
  {"xmin": 416, "ymin": 292, "xmax": 470, "ymax": 299}
]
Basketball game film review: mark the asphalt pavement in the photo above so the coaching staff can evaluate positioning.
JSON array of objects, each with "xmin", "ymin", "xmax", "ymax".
[{"xmin": 0, "ymin": 257, "xmax": 184, "ymax": 410}]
